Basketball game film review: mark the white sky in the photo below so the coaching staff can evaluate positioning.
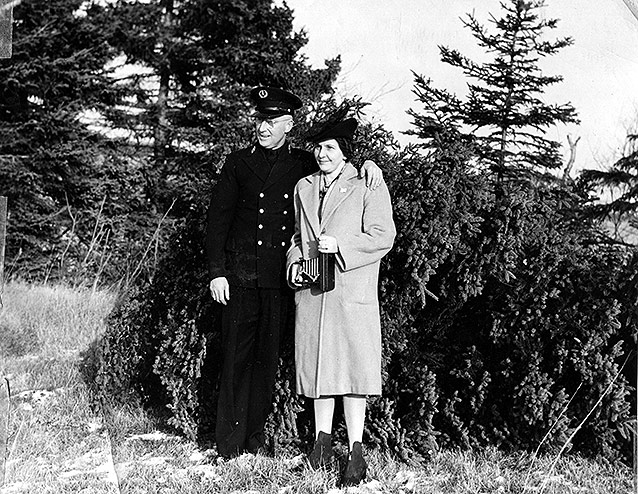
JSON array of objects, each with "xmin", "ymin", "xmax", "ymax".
[{"xmin": 284, "ymin": 0, "xmax": 638, "ymax": 171}]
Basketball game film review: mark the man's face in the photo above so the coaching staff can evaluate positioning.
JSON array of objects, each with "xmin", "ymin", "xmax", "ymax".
[{"xmin": 254, "ymin": 115, "xmax": 293, "ymax": 149}]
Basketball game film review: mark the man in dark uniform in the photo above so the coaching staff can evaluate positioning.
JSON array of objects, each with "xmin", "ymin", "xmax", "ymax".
[{"xmin": 206, "ymin": 86, "xmax": 381, "ymax": 458}]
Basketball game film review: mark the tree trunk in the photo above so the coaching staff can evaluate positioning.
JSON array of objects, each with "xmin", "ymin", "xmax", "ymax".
[
  {"xmin": 147, "ymin": 0, "xmax": 173, "ymax": 213},
  {"xmin": 562, "ymin": 134, "xmax": 580, "ymax": 180},
  {"xmin": 154, "ymin": 0, "xmax": 173, "ymax": 165},
  {"xmin": 0, "ymin": 196, "xmax": 7, "ymax": 289},
  {"xmin": 154, "ymin": 68, "xmax": 170, "ymax": 165}
]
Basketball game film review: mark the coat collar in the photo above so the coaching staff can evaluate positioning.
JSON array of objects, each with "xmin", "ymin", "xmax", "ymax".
[
  {"xmin": 297, "ymin": 162, "xmax": 359, "ymax": 238},
  {"xmin": 245, "ymin": 142, "xmax": 298, "ymax": 188},
  {"xmin": 264, "ymin": 143, "xmax": 297, "ymax": 190}
]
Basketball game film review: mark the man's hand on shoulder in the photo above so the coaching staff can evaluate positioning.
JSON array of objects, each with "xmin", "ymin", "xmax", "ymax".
[
  {"xmin": 359, "ymin": 160, "xmax": 383, "ymax": 190},
  {"xmin": 209, "ymin": 277, "xmax": 230, "ymax": 305}
]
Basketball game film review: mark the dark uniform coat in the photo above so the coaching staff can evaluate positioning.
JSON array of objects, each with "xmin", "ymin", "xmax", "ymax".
[
  {"xmin": 205, "ymin": 141, "xmax": 317, "ymax": 457},
  {"xmin": 286, "ymin": 163, "xmax": 396, "ymax": 399},
  {"xmin": 207, "ymin": 143, "xmax": 317, "ymax": 287}
]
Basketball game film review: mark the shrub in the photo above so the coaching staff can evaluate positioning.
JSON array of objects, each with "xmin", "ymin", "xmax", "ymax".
[
  {"xmin": 93, "ymin": 135, "xmax": 635, "ymax": 464},
  {"xmin": 92, "ymin": 102, "xmax": 635, "ymax": 463}
]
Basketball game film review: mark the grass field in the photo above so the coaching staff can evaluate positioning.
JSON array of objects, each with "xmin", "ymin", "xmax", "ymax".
[{"xmin": 0, "ymin": 281, "xmax": 634, "ymax": 493}]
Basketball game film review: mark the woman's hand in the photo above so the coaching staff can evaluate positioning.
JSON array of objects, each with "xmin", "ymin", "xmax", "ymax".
[{"xmin": 318, "ymin": 234, "xmax": 338, "ymax": 253}]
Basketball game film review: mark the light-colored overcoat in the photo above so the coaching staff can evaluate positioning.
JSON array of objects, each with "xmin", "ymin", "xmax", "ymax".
[{"xmin": 286, "ymin": 162, "xmax": 396, "ymax": 399}]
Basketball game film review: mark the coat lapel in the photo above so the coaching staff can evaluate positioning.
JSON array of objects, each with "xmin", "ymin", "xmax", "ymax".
[
  {"xmin": 320, "ymin": 163, "xmax": 358, "ymax": 229},
  {"xmin": 297, "ymin": 174, "xmax": 321, "ymax": 239}
]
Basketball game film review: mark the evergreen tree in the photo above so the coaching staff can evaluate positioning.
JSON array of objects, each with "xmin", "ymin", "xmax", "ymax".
[
  {"xmin": 101, "ymin": 0, "xmax": 340, "ymax": 216},
  {"xmin": 405, "ymin": 0, "xmax": 585, "ymax": 296},
  {"xmin": 406, "ymin": 0, "xmax": 578, "ymax": 191},
  {"xmin": 0, "ymin": 0, "xmax": 125, "ymax": 281},
  {"xmin": 0, "ymin": 0, "xmax": 340, "ymax": 283}
]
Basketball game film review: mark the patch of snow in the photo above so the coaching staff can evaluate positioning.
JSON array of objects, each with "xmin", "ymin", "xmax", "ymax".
[
  {"xmin": 189, "ymin": 451, "xmax": 205, "ymax": 462},
  {"xmin": 86, "ymin": 420, "xmax": 102, "ymax": 433},
  {"xmin": 189, "ymin": 464, "xmax": 222, "ymax": 482},
  {"xmin": 141, "ymin": 456, "xmax": 171, "ymax": 466},
  {"xmin": 127, "ymin": 431, "xmax": 178, "ymax": 441},
  {"xmin": 283, "ymin": 454, "xmax": 305, "ymax": 468}
]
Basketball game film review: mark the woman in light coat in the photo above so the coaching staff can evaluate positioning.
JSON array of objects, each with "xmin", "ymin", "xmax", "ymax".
[{"xmin": 286, "ymin": 115, "xmax": 395, "ymax": 486}]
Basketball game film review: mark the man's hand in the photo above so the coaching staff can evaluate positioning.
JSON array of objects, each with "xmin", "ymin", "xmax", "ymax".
[
  {"xmin": 359, "ymin": 159, "xmax": 383, "ymax": 190},
  {"xmin": 289, "ymin": 262, "xmax": 302, "ymax": 287},
  {"xmin": 210, "ymin": 277, "xmax": 230, "ymax": 305}
]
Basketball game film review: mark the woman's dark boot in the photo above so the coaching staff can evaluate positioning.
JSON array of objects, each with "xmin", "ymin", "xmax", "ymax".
[
  {"xmin": 341, "ymin": 441, "xmax": 367, "ymax": 486},
  {"xmin": 308, "ymin": 431, "xmax": 333, "ymax": 469}
]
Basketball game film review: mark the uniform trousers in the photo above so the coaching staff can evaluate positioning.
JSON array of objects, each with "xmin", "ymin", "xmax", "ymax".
[{"xmin": 215, "ymin": 286, "xmax": 289, "ymax": 457}]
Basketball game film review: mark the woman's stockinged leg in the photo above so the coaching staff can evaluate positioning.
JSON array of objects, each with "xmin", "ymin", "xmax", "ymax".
[
  {"xmin": 342, "ymin": 394, "xmax": 368, "ymax": 486},
  {"xmin": 314, "ymin": 396, "xmax": 335, "ymax": 437},
  {"xmin": 308, "ymin": 396, "xmax": 335, "ymax": 469},
  {"xmin": 343, "ymin": 394, "xmax": 366, "ymax": 450}
]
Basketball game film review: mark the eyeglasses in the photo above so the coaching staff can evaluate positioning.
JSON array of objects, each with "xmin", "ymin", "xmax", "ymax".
[{"xmin": 253, "ymin": 116, "xmax": 292, "ymax": 127}]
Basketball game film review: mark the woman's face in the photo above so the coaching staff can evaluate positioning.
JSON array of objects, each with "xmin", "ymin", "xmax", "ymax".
[{"xmin": 313, "ymin": 139, "xmax": 345, "ymax": 175}]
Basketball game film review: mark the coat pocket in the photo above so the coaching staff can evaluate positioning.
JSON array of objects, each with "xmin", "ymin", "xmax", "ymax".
[{"xmin": 338, "ymin": 265, "xmax": 379, "ymax": 306}]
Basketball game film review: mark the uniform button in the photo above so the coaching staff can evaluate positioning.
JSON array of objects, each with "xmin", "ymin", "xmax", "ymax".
[
  {"xmin": 258, "ymin": 224, "xmax": 263, "ymax": 229},
  {"xmin": 259, "ymin": 208, "xmax": 264, "ymax": 214},
  {"xmin": 259, "ymin": 193, "xmax": 264, "ymax": 198},
  {"xmin": 283, "ymin": 210, "xmax": 288, "ymax": 215},
  {"xmin": 281, "ymin": 242, "xmax": 286, "ymax": 247},
  {"xmin": 284, "ymin": 193, "xmax": 289, "ymax": 199},
  {"xmin": 257, "ymin": 240, "xmax": 263, "ymax": 246},
  {"xmin": 281, "ymin": 226, "xmax": 286, "ymax": 230}
]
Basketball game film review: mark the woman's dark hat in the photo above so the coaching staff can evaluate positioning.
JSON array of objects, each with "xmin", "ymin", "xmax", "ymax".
[
  {"xmin": 250, "ymin": 86, "xmax": 302, "ymax": 118},
  {"xmin": 307, "ymin": 117, "xmax": 358, "ymax": 143}
]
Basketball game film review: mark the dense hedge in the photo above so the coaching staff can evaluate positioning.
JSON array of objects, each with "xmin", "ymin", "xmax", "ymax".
[{"xmin": 93, "ymin": 123, "xmax": 636, "ymax": 463}]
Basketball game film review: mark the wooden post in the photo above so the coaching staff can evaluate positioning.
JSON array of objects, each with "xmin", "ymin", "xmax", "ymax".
[
  {"xmin": 0, "ymin": 197, "xmax": 6, "ymax": 486},
  {"xmin": 0, "ymin": 378, "xmax": 9, "ymax": 487},
  {"xmin": 0, "ymin": 196, "xmax": 6, "ymax": 291},
  {"xmin": 0, "ymin": 0, "xmax": 20, "ymax": 59}
]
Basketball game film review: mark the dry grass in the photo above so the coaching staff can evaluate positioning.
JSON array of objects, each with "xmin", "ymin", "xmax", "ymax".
[{"xmin": 0, "ymin": 281, "xmax": 633, "ymax": 493}]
